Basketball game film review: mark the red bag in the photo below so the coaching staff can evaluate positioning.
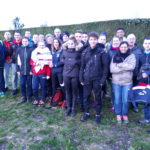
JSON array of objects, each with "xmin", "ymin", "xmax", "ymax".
[{"xmin": 52, "ymin": 89, "xmax": 63, "ymax": 106}]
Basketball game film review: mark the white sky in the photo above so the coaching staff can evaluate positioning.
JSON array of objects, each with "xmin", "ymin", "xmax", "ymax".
[{"xmin": 0, "ymin": 0, "xmax": 150, "ymax": 30}]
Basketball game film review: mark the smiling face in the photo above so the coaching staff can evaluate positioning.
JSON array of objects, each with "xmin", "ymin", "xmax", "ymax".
[
  {"xmin": 116, "ymin": 29, "xmax": 125, "ymax": 38},
  {"xmin": 98, "ymin": 35, "xmax": 106, "ymax": 44},
  {"xmin": 38, "ymin": 41, "xmax": 45, "ymax": 49},
  {"xmin": 75, "ymin": 32, "xmax": 82, "ymax": 43},
  {"xmin": 119, "ymin": 43, "xmax": 128, "ymax": 53},
  {"xmin": 4, "ymin": 32, "xmax": 11, "ymax": 41},
  {"xmin": 14, "ymin": 32, "xmax": 21, "ymax": 41},
  {"xmin": 82, "ymin": 34, "xmax": 88, "ymax": 43},
  {"xmin": 53, "ymin": 39, "xmax": 60, "ymax": 49},
  {"xmin": 143, "ymin": 39, "xmax": 150, "ymax": 51},
  {"xmin": 22, "ymin": 38, "xmax": 29, "ymax": 47},
  {"xmin": 127, "ymin": 34, "xmax": 136, "ymax": 47},
  {"xmin": 67, "ymin": 39, "xmax": 76, "ymax": 49},
  {"xmin": 89, "ymin": 36, "xmax": 98, "ymax": 48},
  {"xmin": 112, "ymin": 37, "xmax": 120, "ymax": 47}
]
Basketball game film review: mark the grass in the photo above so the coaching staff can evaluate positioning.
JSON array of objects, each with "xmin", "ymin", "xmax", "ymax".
[{"xmin": 0, "ymin": 90, "xmax": 150, "ymax": 150}]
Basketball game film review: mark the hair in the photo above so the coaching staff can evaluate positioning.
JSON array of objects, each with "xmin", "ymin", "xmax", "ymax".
[
  {"xmin": 68, "ymin": 37, "xmax": 77, "ymax": 44},
  {"xmin": 82, "ymin": 31, "xmax": 88, "ymax": 35},
  {"xmin": 45, "ymin": 34, "xmax": 54, "ymax": 39},
  {"xmin": 14, "ymin": 30, "xmax": 21, "ymax": 34},
  {"xmin": 52, "ymin": 38, "xmax": 62, "ymax": 52},
  {"xmin": 144, "ymin": 37, "xmax": 150, "ymax": 40},
  {"xmin": 75, "ymin": 29, "xmax": 83, "ymax": 34},
  {"xmin": 22, "ymin": 37, "xmax": 29, "ymax": 41},
  {"xmin": 99, "ymin": 32, "xmax": 107, "ymax": 36},
  {"xmin": 116, "ymin": 27, "xmax": 125, "ymax": 31},
  {"xmin": 119, "ymin": 41, "xmax": 129, "ymax": 47},
  {"xmin": 62, "ymin": 31, "xmax": 70, "ymax": 37},
  {"xmin": 88, "ymin": 32, "xmax": 99, "ymax": 39}
]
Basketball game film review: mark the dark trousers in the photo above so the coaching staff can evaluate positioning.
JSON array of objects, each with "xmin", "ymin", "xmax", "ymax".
[
  {"xmin": 83, "ymin": 80, "xmax": 102, "ymax": 115},
  {"xmin": 0, "ymin": 68, "xmax": 5, "ymax": 92},
  {"xmin": 20, "ymin": 75, "xmax": 32, "ymax": 98},
  {"xmin": 64, "ymin": 76, "xmax": 79, "ymax": 110},
  {"xmin": 32, "ymin": 74, "xmax": 46, "ymax": 101},
  {"xmin": 52, "ymin": 72, "xmax": 65, "ymax": 100},
  {"xmin": 46, "ymin": 77, "xmax": 52, "ymax": 97}
]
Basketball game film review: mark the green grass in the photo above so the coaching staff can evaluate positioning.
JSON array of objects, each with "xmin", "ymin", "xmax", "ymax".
[{"xmin": 0, "ymin": 91, "xmax": 150, "ymax": 150}]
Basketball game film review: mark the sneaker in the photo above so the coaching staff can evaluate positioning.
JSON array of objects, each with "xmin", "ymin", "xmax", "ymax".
[
  {"xmin": 19, "ymin": 96, "xmax": 27, "ymax": 103},
  {"xmin": 138, "ymin": 119, "xmax": 150, "ymax": 125},
  {"xmin": 95, "ymin": 115, "xmax": 101, "ymax": 124},
  {"xmin": 0, "ymin": 92, "xmax": 5, "ymax": 97},
  {"xmin": 27, "ymin": 96, "xmax": 32, "ymax": 102},
  {"xmin": 123, "ymin": 116, "xmax": 129, "ymax": 124},
  {"xmin": 117, "ymin": 115, "xmax": 122, "ymax": 125},
  {"xmin": 80, "ymin": 113, "xmax": 90, "ymax": 122},
  {"xmin": 64, "ymin": 109, "xmax": 71, "ymax": 116},
  {"xmin": 4, "ymin": 87, "xmax": 9, "ymax": 92},
  {"xmin": 71, "ymin": 109, "xmax": 77, "ymax": 117},
  {"xmin": 12, "ymin": 90, "xmax": 17, "ymax": 95},
  {"xmin": 45, "ymin": 101, "xmax": 52, "ymax": 109},
  {"xmin": 109, "ymin": 107, "xmax": 115, "ymax": 113},
  {"xmin": 133, "ymin": 108, "xmax": 139, "ymax": 113}
]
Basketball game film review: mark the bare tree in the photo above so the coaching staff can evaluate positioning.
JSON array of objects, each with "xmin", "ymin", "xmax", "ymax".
[{"xmin": 12, "ymin": 17, "xmax": 25, "ymax": 30}]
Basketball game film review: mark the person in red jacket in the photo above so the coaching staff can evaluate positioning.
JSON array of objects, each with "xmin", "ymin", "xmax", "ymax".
[{"xmin": 30, "ymin": 41, "xmax": 52, "ymax": 106}]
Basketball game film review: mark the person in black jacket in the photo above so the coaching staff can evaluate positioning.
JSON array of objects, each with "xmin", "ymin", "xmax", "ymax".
[
  {"xmin": 0, "ymin": 39, "xmax": 6, "ymax": 97},
  {"xmin": 61, "ymin": 37, "xmax": 82, "ymax": 117},
  {"xmin": 138, "ymin": 37, "xmax": 150, "ymax": 125},
  {"xmin": 80, "ymin": 32, "xmax": 109, "ymax": 124},
  {"xmin": 16, "ymin": 37, "xmax": 33, "ymax": 103}
]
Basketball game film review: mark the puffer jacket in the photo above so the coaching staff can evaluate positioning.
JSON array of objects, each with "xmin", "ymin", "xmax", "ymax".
[
  {"xmin": 110, "ymin": 53, "xmax": 136, "ymax": 86},
  {"xmin": 80, "ymin": 43, "xmax": 109, "ymax": 84},
  {"xmin": 61, "ymin": 48, "xmax": 81, "ymax": 78}
]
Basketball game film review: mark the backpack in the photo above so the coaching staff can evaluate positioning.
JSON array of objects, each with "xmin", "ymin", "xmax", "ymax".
[
  {"xmin": 51, "ymin": 88, "xmax": 63, "ymax": 106},
  {"xmin": 128, "ymin": 85, "xmax": 150, "ymax": 105}
]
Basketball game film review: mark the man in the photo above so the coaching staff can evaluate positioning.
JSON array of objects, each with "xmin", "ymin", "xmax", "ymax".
[
  {"xmin": 80, "ymin": 32, "xmax": 109, "ymax": 124},
  {"xmin": 138, "ymin": 37, "xmax": 150, "ymax": 125},
  {"xmin": 17, "ymin": 37, "xmax": 33, "ymax": 102},
  {"xmin": 127, "ymin": 34, "xmax": 143, "ymax": 85},
  {"xmin": 3, "ymin": 31, "xmax": 19, "ymax": 95},
  {"xmin": 115, "ymin": 27, "xmax": 127, "ymax": 42},
  {"xmin": 82, "ymin": 32, "xmax": 89, "ymax": 44},
  {"xmin": 24, "ymin": 31, "xmax": 33, "ymax": 47},
  {"xmin": 0, "ymin": 39, "xmax": 6, "ymax": 97},
  {"xmin": 54, "ymin": 28, "xmax": 62, "ymax": 40},
  {"xmin": 32, "ymin": 34, "xmax": 39, "ymax": 48}
]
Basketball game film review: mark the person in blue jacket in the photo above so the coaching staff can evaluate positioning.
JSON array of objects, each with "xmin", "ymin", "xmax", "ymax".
[
  {"xmin": 0, "ymin": 39, "xmax": 6, "ymax": 97},
  {"xmin": 51, "ymin": 38, "xmax": 65, "ymax": 100}
]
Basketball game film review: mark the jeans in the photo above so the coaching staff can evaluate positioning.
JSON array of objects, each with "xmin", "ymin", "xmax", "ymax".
[
  {"xmin": 112, "ymin": 83, "xmax": 132, "ymax": 116},
  {"xmin": 32, "ymin": 74, "xmax": 47, "ymax": 101},
  {"xmin": 83, "ymin": 80, "xmax": 102, "ymax": 115},
  {"xmin": 20, "ymin": 75, "xmax": 32, "ymax": 98},
  {"xmin": 4, "ymin": 62, "xmax": 18, "ymax": 90},
  {"xmin": 144, "ymin": 105, "xmax": 150, "ymax": 120},
  {"xmin": 0, "ymin": 68, "xmax": 5, "ymax": 92}
]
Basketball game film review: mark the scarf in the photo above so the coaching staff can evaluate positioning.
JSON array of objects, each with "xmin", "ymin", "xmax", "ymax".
[
  {"xmin": 31, "ymin": 47, "xmax": 52, "ymax": 73},
  {"xmin": 113, "ymin": 50, "xmax": 130, "ymax": 63}
]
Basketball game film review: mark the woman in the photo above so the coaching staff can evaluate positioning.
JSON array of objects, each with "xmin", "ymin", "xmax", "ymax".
[
  {"xmin": 30, "ymin": 41, "xmax": 52, "ymax": 106},
  {"xmin": 61, "ymin": 37, "xmax": 81, "ymax": 117},
  {"xmin": 110, "ymin": 41, "xmax": 136, "ymax": 124},
  {"xmin": 51, "ymin": 38, "xmax": 64, "ymax": 100}
]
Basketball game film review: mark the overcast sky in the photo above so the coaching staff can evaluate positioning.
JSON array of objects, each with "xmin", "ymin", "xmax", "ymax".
[{"xmin": 0, "ymin": 0, "xmax": 150, "ymax": 30}]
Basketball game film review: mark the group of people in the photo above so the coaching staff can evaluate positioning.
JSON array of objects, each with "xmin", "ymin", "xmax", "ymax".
[{"xmin": 0, "ymin": 27, "xmax": 150, "ymax": 125}]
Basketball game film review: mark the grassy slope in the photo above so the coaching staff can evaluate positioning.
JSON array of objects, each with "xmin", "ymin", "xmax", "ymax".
[{"xmin": 0, "ymin": 91, "xmax": 150, "ymax": 150}]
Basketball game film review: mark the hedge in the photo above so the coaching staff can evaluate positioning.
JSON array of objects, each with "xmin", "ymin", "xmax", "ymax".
[{"xmin": 0, "ymin": 18, "xmax": 150, "ymax": 45}]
